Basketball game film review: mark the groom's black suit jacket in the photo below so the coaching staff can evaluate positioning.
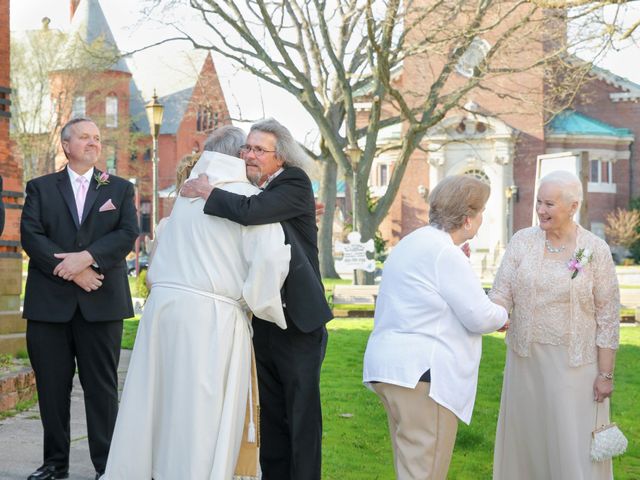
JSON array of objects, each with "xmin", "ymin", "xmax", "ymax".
[
  {"xmin": 21, "ymin": 168, "xmax": 139, "ymax": 322},
  {"xmin": 204, "ymin": 166, "xmax": 333, "ymax": 332}
]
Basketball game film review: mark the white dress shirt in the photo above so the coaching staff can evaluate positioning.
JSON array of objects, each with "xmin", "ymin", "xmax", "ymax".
[
  {"xmin": 67, "ymin": 166, "xmax": 95, "ymax": 197},
  {"xmin": 363, "ymin": 225, "xmax": 507, "ymax": 424}
]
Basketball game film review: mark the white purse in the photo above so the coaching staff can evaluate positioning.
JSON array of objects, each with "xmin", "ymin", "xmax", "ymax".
[{"xmin": 590, "ymin": 402, "xmax": 628, "ymax": 462}]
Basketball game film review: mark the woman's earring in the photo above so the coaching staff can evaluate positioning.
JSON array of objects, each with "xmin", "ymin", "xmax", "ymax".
[{"xmin": 464, "ymin": 223, "xmax": 472, "ymax": 231}]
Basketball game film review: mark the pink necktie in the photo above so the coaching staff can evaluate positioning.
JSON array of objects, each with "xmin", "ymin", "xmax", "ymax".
[{"xmin": 75, "ymin": 176, "xmax": 88, "ymax": 222}]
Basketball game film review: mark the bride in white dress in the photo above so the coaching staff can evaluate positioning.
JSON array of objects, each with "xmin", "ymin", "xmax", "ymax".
[{"xmin": 102, "ymin": 150, "xmax": 291, "ymax": 480}]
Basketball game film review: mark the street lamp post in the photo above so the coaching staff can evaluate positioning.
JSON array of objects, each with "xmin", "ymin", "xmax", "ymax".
[{"xmin": 145, "ymin": 89, "xmax": 164, "ymax": 236}]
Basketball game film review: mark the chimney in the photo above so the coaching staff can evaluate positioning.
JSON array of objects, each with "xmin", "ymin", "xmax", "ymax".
[{"xmin": 70, "ymin": 0, "xmax": 81, "ymax": 21}]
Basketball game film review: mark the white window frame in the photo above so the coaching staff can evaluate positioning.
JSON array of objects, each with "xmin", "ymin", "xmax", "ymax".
[
  {"xmin": 105, "ymin": 144, "xmax": 117, "ymax": 174},
  {"xmin": 106, "ymin": 95, "xmax": 118, "ymax": 128},
  {"xmin": 379, "ymin": 164, "xmax": 389, "ymax": 187},
  {"xmin": 72, "ymin": 96, "xmax": 86, "ymax": 118},
  {"xmin": 587, "ymin": 159, "xmax": 616, "ymax": 194}
]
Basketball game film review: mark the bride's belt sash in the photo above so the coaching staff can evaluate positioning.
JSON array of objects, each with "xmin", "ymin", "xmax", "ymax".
[{"xmin": 152, "ymin": 282, "xmax": 246, "ymax": 310}]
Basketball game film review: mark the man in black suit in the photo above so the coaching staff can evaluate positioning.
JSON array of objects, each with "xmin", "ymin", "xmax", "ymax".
[
  {"xmin": 20, "ymin": 117, "xmax": 138, "ymax": 480},
  {"xmin": 181, "ymin": 119, "xmax": 333, "ymax": 480}
]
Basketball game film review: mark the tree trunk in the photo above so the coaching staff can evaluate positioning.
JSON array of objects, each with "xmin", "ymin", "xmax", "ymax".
[{"xmin": 318, "ymin": 158, "xmax": 339, "ymax": 278}]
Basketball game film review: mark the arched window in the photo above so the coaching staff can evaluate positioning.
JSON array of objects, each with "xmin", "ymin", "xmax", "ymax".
[
  {"xmin": 106, "ymin": 95, "xmax": 118, "ymax": 127},
  {"xmin": 464, "ymin": 168, "xmax": 491, "ymax": 185},
  {"xmin": 197, "ymin": 106, "xmax": 215, "ymax": 131}
]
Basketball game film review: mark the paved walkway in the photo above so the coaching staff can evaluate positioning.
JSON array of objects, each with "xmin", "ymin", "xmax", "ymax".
[{"xmin": 0, "ymin": 350, "xmax": 131, "ymax": 480}]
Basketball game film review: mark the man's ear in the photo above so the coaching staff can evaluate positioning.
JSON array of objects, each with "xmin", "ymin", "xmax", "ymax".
[{"xmin": 61, "ymin": 141, "xmax": 70, "ymax": 157}]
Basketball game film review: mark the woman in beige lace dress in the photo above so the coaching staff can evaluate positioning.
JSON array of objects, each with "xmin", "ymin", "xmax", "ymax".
[{"xmin": 491, "ymin": 171, "xmax": 620, "ymax": 480}]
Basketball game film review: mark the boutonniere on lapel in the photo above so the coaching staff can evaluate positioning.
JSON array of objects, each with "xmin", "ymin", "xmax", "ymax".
[
  {"xmin": 567, "ymin": 247, "xmax": 593, "ymax": 279},
  {"xmin": 94, "ymin": 171, "xmax": 110, "ymax": 190}
]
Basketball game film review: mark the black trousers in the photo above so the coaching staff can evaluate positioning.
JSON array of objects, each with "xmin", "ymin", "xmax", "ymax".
[
  {"xmin": 26, "ymin": 309, "xmax": 122, "ymax": 473},
  {"xmin": 252, "ymin": 318, "xmax": 328, "ymax": 480}
]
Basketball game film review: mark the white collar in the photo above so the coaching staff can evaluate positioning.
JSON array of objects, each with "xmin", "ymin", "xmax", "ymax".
[
  {"xmin": 189, "ymin": 151, "xmax": 249, "ymax": 185},
  {"xmin": 260, "ymin": 167, "xmax": 284, "ymax": 189},
  {"xmin": 67, "ymin": 166, "xmax": 94, "ymax": 184}
]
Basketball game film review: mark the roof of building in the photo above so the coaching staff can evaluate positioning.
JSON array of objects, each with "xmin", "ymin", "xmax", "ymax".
[
  {"xmin": 547, "ymin": 110, "xmax": 633, "ymax": 137},
  {"xmin": 312, "ymin": 179, "xmax": 346, "ymax": 197},
  {"xmin": 61, "ymin": 0, "xmax": 130, "ymax": 73},
  {"xmin": 129, "ymin": 80, "xmax": 150, "ymax": 134},
  {"xmin": 158, "ymin": 87, "xmax": 195, "ymax": 135},
  {"xmin": 589, "ymin": 63, "xmax": 640, "ymax": 93}
]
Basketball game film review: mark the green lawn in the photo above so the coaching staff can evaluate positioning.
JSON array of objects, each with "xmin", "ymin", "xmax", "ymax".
[
  {"xmin": 321, "ymin": 321, "xmax": 640, "ymax": 480},
  {"xmin": 120, "ymin": 318, "xmax": 639, "ymax": 479}
]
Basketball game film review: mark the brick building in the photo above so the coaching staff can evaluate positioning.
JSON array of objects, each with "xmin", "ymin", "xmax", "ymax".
[
  {"xmin": 364, "ymin": 10, "xmax": 640, "ymax": 270},
  {"xmin": 29, "ymin": 0, "xmax": 231, "ymax": 237},
  {"xmin": 0, "ymin": 0, "xmax": 26, "ymax": 355}
]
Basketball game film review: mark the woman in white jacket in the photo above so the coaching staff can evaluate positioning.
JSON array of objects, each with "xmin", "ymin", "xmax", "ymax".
[{"xmin": 363, "ymin": 175, "xmax": 508, "ymax": 480}]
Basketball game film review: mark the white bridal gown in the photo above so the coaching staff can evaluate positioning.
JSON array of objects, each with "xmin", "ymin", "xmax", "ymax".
[{"xmin": 102, "ymin": 152, "xmax": 290, "ymax": 480}]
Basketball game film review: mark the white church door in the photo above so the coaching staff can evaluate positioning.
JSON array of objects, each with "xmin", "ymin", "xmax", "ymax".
[{"xmin": 426, "ymin": 111, "xmax": 516, "ymax": 265}]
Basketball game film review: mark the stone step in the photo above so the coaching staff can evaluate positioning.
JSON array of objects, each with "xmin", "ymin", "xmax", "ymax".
[{"xmin": 0, "ymin": 333, "xmax": 27, "ymax": 356}]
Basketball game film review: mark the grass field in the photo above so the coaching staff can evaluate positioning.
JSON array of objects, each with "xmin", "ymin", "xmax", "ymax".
[{"xmin": 120, "ymin": 318, "xmax": 639, "ymax": 479}]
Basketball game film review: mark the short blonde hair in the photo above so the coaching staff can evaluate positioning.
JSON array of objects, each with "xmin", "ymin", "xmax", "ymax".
[
  {"xmin": 175, "ymin": 153, "xmax": 200, "ymax": 193},
  {"xmin": 428, "ymin": 175, "xmax": 490, "ymax": 232}
]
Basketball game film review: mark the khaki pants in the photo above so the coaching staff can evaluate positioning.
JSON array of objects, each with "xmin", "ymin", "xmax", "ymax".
[{"xmin": 372, "ymin": 382, "xmax": 458, "ymax": 480}]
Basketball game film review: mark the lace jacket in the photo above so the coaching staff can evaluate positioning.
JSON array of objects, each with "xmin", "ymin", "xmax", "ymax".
[{"xmin": 489, "ymin": 225, "xmax": 620, "ymax": 367}]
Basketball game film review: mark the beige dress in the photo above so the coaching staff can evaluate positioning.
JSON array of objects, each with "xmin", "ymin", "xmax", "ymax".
[
  {"xmin": 493, "ymin": 259, "xmax": 612, "ymax": 479},
  {"xmin": 491, "ymin": 226, "xmax": 619, "ymax": 480}
]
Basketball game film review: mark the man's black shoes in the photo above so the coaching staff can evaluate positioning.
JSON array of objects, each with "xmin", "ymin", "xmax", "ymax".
[{"xmin": 27, "ymin": 465, "xmax": 69, "ymax": 480}]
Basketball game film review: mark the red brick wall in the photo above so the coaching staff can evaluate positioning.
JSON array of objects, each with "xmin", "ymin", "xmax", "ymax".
[
  {"xmin": 574, "ymin": 77, "xmax": 640, "ymax": 206},
  {"xmin": 168, "ymin": 54, "xmax": 232, "ymax": 189},
  {"xmin": 376, "ymin": 2, "xmax": 548, "ymax": 244},
  {"xmin": 1, "ymin": 0, "xmax": 24, "ymax": 248},
  {"xmin": 50, "ymin": 69, "xmax": 133, "ymax": 178},
  {"xmin": 1, "ymin": 0, "xmax": 28, "ymax": 356},
  {"xmin": 0, "ymin": 0, "xmax": 7, "ymax": 87}
]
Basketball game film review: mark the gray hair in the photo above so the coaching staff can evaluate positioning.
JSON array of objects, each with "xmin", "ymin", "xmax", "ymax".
[
  {"xmin": 61, "ymin": 116, "xmax": 96, "ymax": 143},
  {"xmin": 203, "ymin": 125, "xmax": 246, "ymax": 156},
  {"xmin": 538, "ymin": 170, "xmax": 583, "ymax": 204},
  {"xmin": 250, "ymin": 118, "xmax": 313, "ymax": 172}
]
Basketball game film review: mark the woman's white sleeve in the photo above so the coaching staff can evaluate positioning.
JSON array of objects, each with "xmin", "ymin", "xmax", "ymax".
[{"xmin": 437, "ymin": 247, "xmax": 508, "ymax": 334}]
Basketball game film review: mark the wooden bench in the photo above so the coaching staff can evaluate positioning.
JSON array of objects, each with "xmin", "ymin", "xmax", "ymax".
[
  {"xmin": 332, "ymin": 285, "xmax": 379, "ymax": 305},
  {"xmin": 620, "ymin": 289, "xmax": 640, "ymax": 309}
]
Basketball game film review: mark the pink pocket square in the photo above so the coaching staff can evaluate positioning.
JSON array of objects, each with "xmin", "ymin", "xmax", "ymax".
[{"xmin": 98, "ymin": 199, "xmax": 117, "ymax": 212}]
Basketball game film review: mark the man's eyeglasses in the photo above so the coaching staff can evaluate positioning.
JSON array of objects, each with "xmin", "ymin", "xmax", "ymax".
[{"xmin": 239, "ymin": 145, "xmax": 276, "ymax": 157}]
